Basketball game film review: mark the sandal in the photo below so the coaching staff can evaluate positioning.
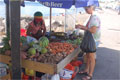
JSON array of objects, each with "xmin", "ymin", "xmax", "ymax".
[
  {"xmin": 79, "ymin": 70, "xmax": 88, "ymax": 75},
  {"xmin": 82, "ymin": 74, "xmax": 92, "ymax": 80}
]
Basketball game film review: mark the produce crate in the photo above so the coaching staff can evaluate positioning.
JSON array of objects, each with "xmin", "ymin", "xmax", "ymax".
[{"xmin": 0, "ymin": 47, "xmax": 81, "ymax": 75}]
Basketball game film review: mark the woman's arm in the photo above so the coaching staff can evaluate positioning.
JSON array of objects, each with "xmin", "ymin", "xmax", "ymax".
[
  {"xmin": 75, "ymin": 25, "xmax": 97, "ymax": 33},
  {"xmin": 88, "ymin": 26, "xmax": 97, "ymax": 33}
]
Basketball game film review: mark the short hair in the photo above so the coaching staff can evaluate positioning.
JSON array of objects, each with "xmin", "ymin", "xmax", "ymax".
[{"xmin": 90, "ymin": 5, "xmax": 96, "ymax": 10}]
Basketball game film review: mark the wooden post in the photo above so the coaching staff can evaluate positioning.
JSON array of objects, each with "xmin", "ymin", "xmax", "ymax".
[
  {"xmin": 9, "ymin": 0, "xmax": 21, "ymax": 79},
  {"xmin": 50, "ymin": 8, "xmax": 52, "ymax": 32},
  {"xmin": 6, "ymin": 1, "xmax": 10, "ymax": 37}
]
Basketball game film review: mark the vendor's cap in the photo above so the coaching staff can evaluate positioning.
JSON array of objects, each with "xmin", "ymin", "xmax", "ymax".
[{"xmin": 34, "ymin": 11, "xmax": 43, "ymax": 17}]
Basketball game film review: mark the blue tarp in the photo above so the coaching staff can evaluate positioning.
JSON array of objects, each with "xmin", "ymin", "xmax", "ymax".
[{"xmin": 4, "ymin": 0, "xmax": 99, "ymax": 8}]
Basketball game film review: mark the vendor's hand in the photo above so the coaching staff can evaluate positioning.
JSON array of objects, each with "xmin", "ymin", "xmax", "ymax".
[
  {"xmin": 41, "ymin": 25, "xmax": 45, "ymax": 30},
  {"xmin": 37, "ymin": 30, "xmax": 41, "ymax": 33},
  {"xmin": 31, "ymin": 30, "xmax": 42, "ymax": 39},
  {"xmin": 36, "ymin": 30, "xmax": 42, "ymax": 37}
]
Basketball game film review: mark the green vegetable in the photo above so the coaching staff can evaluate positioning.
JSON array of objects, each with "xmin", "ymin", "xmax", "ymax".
[
  {"xmin": 41, "ymin": 48, "xmax": 47, "ymax": 54},
  {"xmin": 0, "ymin": 48, "xmax": 6, "ymax": 54},
  {"xmin": 33, "ymin": 44, "xmax": 41, "ymax": 52},
  {"xmin": 20, "ymin": 36, "xmax": 27, "ymax": 45},
  {"xmin": 28, "ymin": 48, "xmax": 36, "ymax": 55},
  {"xmin": 38, "ymin": 37, "xmax": 49, "ymax": 48},
  {"xmin": 66, "ymin": 38, "xmax": 82, "ymax": 45},
  {"xmin": 29, "ymin": 41, "xmax": 35, "ymax": 47}
]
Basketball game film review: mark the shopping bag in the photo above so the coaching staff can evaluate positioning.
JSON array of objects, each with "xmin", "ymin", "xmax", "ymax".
[
  {"xmin": 80, "ymin": 30, "xmax": 96, "ymax": 53},
  {"xmin": 26, "ymin": 36, "xmax": 38, "ymax": 44},
  {"xmin": 59, "ymin": 64, "xmax": 74, "ymax": 80},
  {"xmin": 51, "ymin": 74, "xmax": 60, "ymax": 80},
  {"xmin": 0, "ymin": 63, "xmax": 8, "ymax": 77}
]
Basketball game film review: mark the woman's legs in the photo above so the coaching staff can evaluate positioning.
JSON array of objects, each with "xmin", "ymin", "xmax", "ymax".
[
  {"xmin": 89, "ymin": 53, "xmax": 95, "ymax": 76},
  {"xmin": 84, "ymin": 53, "xmax": 90, "ymax": 73},
  {"xmin": 79, "ymin": 53, "xmax": 90, "ymax": 74},
  {"xmin": 82, "ymin": 53, "xmax": 95, "ymax": 80},
  {"xmin": 80, "ymin": 53, "xmax": 96, "ymax": 77}
]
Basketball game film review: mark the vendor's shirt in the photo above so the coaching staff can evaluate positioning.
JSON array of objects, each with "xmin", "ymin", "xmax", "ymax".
[
  {"xmin": 27, "ymin": 20, "xmax": 45, "ymax": 37},
  {"xmin": 87, "ymin": 12, "xmax": 101, "ymax": 42}
]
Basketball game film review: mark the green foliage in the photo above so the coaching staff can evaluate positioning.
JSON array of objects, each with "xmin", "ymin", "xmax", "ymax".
[
  {"xmin": 66, "ymin": 38, "xmax": 82, "ymax": 45},
  {"xmin": 0, "ymin": 36, "xmax": 11, "ymax": 54},
  {"xmin": 20, "ymin": 36, "xmax": 27, "ymax": 44}
]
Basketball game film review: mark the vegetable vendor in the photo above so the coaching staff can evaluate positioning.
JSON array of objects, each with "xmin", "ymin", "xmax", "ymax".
[{"xmin": 26, "ymin": 11, "xmax": 46, "ymax": 40}]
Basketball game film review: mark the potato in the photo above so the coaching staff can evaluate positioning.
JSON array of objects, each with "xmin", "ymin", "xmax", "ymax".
[
  {"xmin": 5, "ymin": 50, "xmax": 11, "ymax": 56},
  {"xmin": 20, "ymin": 52, "xmax": 27, "ymax": 59},
  {"xmin": 20, "ymin": 45, "xmax": 29, "ymax": 51}
]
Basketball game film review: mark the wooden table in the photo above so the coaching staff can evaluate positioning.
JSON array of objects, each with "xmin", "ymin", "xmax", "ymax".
[{"xmin": 0, "ymin": 47, "xmax": 81, "ymax": 79}]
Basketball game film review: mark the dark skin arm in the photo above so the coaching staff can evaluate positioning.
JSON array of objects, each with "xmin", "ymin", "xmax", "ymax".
[
  {"xmin": 26, "ymin": 25, "xmax": 32, "ymax": 36},
  {"xmin": 39, "ymin": 20, "xmax": 46, "ymax": 36},
  {"xmin": 35, "ymin": 20, "xmax": 46, "ymax": 39},
  {"xmin": 42, "ymin": 25, "xmax": 46, "ymax": 36}
]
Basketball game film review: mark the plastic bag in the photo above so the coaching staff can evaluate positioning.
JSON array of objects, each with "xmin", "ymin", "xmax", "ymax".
[
  {"xmin": 80, "ymin": 30, "xmax": 96, "ymax": 53},
  {"xmin": 0, "ymin": 63, "xmax": 8, "ymax": 77},
  {"xmin": 51, "ymin": 74, "xmax": 60, "ymax": 80},
  {"xmin": 59, "ymin": 64, "xmax": 74, "ymax": 80},
  {"xmin": 41, "ymin": 74, "xmax": 52, "ymax": 80},
  {"xmin": 27, "ymin": 36, "xmax": 38, "ymax": 43}
]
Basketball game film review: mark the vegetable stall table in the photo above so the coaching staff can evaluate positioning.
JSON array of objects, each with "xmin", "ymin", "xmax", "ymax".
[{"xmin": 0, "ymin": 47, "xmax": 81, "ymax": 79}]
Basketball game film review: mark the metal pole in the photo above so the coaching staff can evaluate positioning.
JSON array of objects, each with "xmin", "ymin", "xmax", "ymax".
[
  {"xmin": 9, "ymin": 0, "xmax": 21, "ymax": 79},
  {"xmin": 64, "ymin": 9, "xmax": 67, "ymax": 32},
  {"xmin": 50, "ymin": 8, "xmax": 52, "ymax": 32},
  {"xmin": 118, "ymin": 1, "xmax": 120, "ymax": 15},
  {"xmin": 73, "ymin": 7, "xmax": 76, "ymax": 30},
  {"xmin": 6, "ymin": 1, "xmax": 10, "ymax": 37}
]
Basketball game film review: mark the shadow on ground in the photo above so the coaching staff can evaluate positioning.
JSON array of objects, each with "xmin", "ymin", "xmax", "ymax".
[{"xmin": 74, "ymin": 47, "xmax": 120, "ymax": 80}]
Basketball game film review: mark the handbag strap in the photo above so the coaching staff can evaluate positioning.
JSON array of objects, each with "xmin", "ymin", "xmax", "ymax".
[{"xmin": 86, "ymin": 16, "xmax": 92, "ymax": 28}]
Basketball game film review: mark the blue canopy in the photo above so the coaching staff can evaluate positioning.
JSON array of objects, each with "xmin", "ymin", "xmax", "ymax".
[
  {"xmin": 37, "ymin": 0, "xmax": 73, "ymax": 9},
  {"xmin": 4, "ymin": 0, "xmax": 99, "ymax": 8},
  {"xmin": 75, "ymin": 0, "xmax": 99, "ymax": 8},
  {"xmin": 37, "ymin": 0, "xmax": 99, "ymax": 9}
]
